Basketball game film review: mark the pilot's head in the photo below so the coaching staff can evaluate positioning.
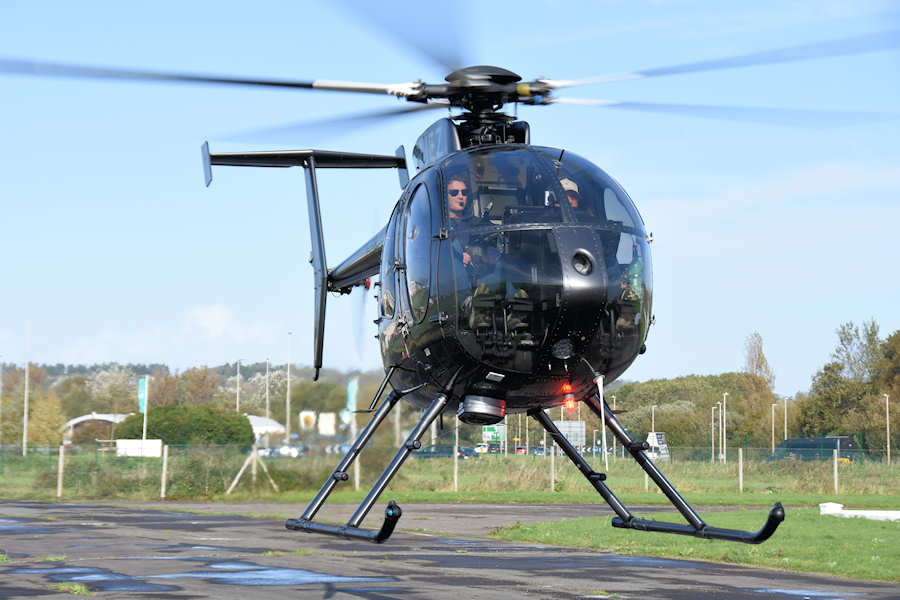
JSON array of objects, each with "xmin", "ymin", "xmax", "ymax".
[
  {"xmin": 560, "ymin": 178, "xmax": 580, "ymax": 208},
  {"xmin": 447, "ymin": 174, "xmax": 470, "ymax": 219}
]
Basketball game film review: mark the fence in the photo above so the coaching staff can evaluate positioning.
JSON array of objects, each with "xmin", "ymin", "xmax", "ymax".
[{"xmin": 0, "ymin": 442, "xmax": 895, "ymax": 501}]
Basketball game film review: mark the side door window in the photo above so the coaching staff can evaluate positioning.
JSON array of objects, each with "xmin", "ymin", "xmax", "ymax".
[
  {"xmin": 380, "ymin": 200, "xmax": 402, "ymax": 318},
  {"xmin": 403, "ymin": 184, "xmax": 432, "ymax": 322}
]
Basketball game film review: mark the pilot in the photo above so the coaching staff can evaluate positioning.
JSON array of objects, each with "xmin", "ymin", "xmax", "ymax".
[
  {"xmin": 560, "ymin": 177, "xmax": 581, "ymax": 209},
  {"xmin": 446, "ymin": 173, "xmax": 476, "ymax": 266}
]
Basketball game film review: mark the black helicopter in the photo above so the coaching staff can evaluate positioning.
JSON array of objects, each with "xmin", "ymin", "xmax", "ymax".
[{"xmin": 6, "ymin": 26, "xmax": 896, "ymax": 546}]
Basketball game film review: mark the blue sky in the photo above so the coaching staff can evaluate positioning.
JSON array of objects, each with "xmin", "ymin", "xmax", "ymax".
[{"xmin": 1, "ymin": 1, "xmax": 898, "ymax": 397}]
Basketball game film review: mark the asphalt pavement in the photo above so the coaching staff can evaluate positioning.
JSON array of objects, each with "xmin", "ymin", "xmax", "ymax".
[{"xmin": 1, "ymin": 500, "xmax": 896, "ymax": 599}]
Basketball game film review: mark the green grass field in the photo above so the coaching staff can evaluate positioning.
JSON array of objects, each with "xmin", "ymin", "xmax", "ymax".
[{"xmin": 492, "ymin": 507, "xmax": 900, "ymax": 582}]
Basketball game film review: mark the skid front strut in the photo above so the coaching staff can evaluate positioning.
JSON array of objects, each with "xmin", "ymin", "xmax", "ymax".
[{"xmin": 530, "ymin": 394, "xmax": 785, "ymax": 545}]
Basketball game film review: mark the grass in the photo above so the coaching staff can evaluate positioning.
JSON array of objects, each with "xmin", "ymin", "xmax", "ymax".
[
  {"xmin": 492, "ymin": 507, "xmax": 900, "ymax": 582},
  {"xmin": 37, "ymin": 555, "xmax": 67, "ymax": 562},
  {"xmin": 0, "ymin": 553, "xmax": 9, "ymax": 564},
  {"xmin": 51, "ymin": 582, "xmax": 94, "ymax": 596}
]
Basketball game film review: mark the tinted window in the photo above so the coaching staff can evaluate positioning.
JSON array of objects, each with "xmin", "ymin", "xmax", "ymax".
[
  {"xmin": 404, "ymin": 185, "xmax": 432, "ymax": 322},
  {"xmin": 380, "ymin": 201, "xmax": 402, "ymax": 317}
]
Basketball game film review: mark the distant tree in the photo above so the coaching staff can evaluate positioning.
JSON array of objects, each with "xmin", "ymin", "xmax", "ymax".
[
  {"xmin": 28, "ymin": 389, "xmax": 65, "ymax": 446},
  {"xmin": 181, "ymin": 367, "xmax": 219, "ymax": 406},
  {"xmin": 743, "ymin": 332, "xmax": 775, "ymax": 390},
  {"xmin": 57, "ymin": 376, "xmax": 96, "ymax": 419},
  {"xmin": 832, "ymin": 320, "xmax": 882, "ymax": 382}
]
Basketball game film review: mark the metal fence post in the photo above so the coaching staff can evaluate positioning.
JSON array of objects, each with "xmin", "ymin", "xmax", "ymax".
[
  {"xmin": 738, "ymin": 447, "xmax": 743, "ymax": 493},
  {"xmin": 833, "ymin": 448, "xmax": 839, "ymax": 493}
]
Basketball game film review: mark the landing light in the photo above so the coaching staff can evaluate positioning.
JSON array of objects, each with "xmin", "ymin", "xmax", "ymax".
[{"xmin": 564, "ymin": 394, "xmax": 576, "ymax": 411}]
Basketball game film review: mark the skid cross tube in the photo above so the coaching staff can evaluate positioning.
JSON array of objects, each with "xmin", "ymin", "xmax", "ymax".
[
  {"xmin": 286, "ymin": 391, "xmax": 449, "ymax": 543},
  {"xmin": 581, "ymin": 394, "xmax": 784, "ymax": 544}
]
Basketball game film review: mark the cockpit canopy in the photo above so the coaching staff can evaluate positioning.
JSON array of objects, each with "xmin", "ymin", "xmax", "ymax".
[{"xmin": 435, "ymin": 145, "xmax": 652, "ymax": 381}]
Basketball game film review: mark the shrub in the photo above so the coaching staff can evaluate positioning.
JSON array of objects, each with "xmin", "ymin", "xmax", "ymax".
[{"xmin": 115, "ymin": 405, "xmax": 253, "ymax": 445}]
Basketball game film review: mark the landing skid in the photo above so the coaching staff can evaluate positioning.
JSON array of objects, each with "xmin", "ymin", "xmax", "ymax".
[
  {"xmin": 286, "ymin": 369, "xmax": 458, "ymax": 543},
  {"xmin": 530, "ymin": 394, "xmax": 784, "ymax": 544}
]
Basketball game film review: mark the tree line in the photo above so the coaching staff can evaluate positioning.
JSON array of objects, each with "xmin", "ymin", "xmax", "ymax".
[{"xmin": 0, "ymin": 319, "xmax": 896, "ymax": 452}]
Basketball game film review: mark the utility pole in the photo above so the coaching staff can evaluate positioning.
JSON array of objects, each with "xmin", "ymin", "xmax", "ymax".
[
  {"xmin": 23, "ymin": 323, "xmax": 30, "ymax": 457},
  {"xmin": 265, "ymin": 358, "xmax": 270, "ymax": 420},
  {"xmin": 784, "ymin": 397, "xmax": 788, "ymax": 440},
  {"xmin": 886, "ymin": 393, "xmax": 891, "ymax": 466},
  {"xmin": 771, "ymin": 402, "xmax": 777, "ymax": 454},
  {"xmin": 651, "ymin": 404, "xmax": 657, "ymax": 433},
  {"xmin": 722, "ymin": 392, "xmax": 728, "ymax": 464},
  {"xmin": 711, "ymin": 404, "xmax": 717, "ymax": 464},
  {"xmin": 235, "ymin": 360, "xmax": 241, "ymax": 412},
  {"xmin": 716, "ymin": 400, "xmax": 722, "ymax": 462},
  {"xmin": 286, "ymin": 331, "xmax": 292, "ymax": 440}
]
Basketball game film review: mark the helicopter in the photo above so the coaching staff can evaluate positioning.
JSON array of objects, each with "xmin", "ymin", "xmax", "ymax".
[{"xmin": 4, "ymin": 22, "xmax": 897, "ymax": 546}]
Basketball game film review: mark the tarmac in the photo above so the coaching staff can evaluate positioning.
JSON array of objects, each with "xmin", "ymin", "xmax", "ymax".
[{"xmin": 1, "ymin": 500, "xmax": 897, "ymax": 599}]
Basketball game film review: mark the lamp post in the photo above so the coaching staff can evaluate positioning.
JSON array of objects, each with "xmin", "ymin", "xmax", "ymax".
[
  {"xmin": 771, "ymin": 402, "xmax": 777, "ymax": 454},
  {"xmin": 235, "ymin": 359, "xmax": 242, "ymax": 412},
  {"xmin": 265, "ymin": 358, "xmax": 270, "ymax": 420},
  {"xmin": 711, "ymin": 404, "xmax": 717, "ymax": 464},
  {"xmin": 783, "ymin": 397, "xmax": 788, "ymax": 440},
  {"xmin": 716, "ymin": 401, "xmax": 722, "ymax": 462},
  {"xmin": 286, "ymin": 331, "xmax": 292, "ymax": 440},
  {"xmin": 23, "ymin": 322, "xmax": 30, "ymax": 457},
  {"xmin": 651, "ymin": 405, "xmax": 657, "ymax": 433},
  {"xmin": 886, "ymin": 393, "xmax": 891, "ymax": 466},
  {"xmin": 722, "ymin": 392, "xmax": 728, "ymax": 464}
]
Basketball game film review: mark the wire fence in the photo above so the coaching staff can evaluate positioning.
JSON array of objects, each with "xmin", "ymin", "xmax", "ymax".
[{"xmin": 0, "ymin": 441, "xmax": 894, "ymax": 501}]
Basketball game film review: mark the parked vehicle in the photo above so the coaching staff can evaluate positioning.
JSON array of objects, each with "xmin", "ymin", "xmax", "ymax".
[
  {"xmin": 416, "ymin": 444, "xmax": 478, "ymax": 459},
  {"xmin": 515, "ymin": 446, "xmax": 527, "ymax": 455},
  {"xmin": 474, "ymin": 443, "xmax": 489, "ymax": 454},
  {"xmin": 531, "ymin": 447, "xmax": 547, "ymax": 456},
  {"xmin": 768, "ymin": 436, "xmax": 858, "ymax": 462}
]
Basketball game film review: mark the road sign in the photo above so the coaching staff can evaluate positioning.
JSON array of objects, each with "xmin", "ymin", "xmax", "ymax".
[{"xmin": 482, "ymin": 424, "xmax": 506, "ymax": 441}]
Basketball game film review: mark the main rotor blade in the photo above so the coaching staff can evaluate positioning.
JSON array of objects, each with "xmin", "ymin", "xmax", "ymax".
[
  {"xmin": 543, "ymin": 29, "xmax": 900, "ymax": 88},
  {"xmin": 549, "ymin": 98, "xmax": 898, "ymax": 128},
  {"xmin": 339, "ymin": 0, "xmax": 468, "ymax": 73},
  {"xmin": 223, "ymin": 101, "xmax": 449, "ymax": 143},
  {"xmin": 0, "ymin": 57, "xmax": 421, "ymax": 96}
]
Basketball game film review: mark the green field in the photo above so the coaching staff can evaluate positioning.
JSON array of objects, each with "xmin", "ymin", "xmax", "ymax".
[{"xmin": 492, "ymin": 507, "xmax": 900, "ymax": 582}]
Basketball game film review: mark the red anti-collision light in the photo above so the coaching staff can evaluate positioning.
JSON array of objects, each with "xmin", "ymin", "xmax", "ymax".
[{"xmin": 561, "ymin": 382, "xmax": 573, "ymax": 394}]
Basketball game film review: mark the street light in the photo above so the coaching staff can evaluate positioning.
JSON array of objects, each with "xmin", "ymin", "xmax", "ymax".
[
  {"xmin": 711, "ymin": 404, "xmax": 717, "ymax": 464},
  {"xmin": 722, "ymin": 392, "xmax": 728, "ymax": 464},
  {"xmin": 651, "ymin": 405, "xmax": 657, "ymax": 433},
  {"xmin": 286, "ymin": 331, "xmax": 292, "ymax": 440},
  {"xmin": 886, "ymin": 393, "xmax": 891, "ymax": 466},
  {"xmin": 235, "ymin": 359, "xmax": 243, "ymax": 412},
  {"xmin": 716, "ymin": 401, "xmax": 722, "ymax": 462},
  {"xmin": 265, "ymin": 358, "xmax": 270, "ymax": 420},
  {"xmin": 783, "ymin": 397, "xmax": 788, "ymax": 440},
  {"xmin": 771, "ymin": 402, "xmax": 777, "ymax": 454}
]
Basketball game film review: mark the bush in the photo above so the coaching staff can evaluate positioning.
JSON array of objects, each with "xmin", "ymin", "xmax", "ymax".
[{"xmin": 115, "ymin": 405, "xmax": 254, "ymax": 445}]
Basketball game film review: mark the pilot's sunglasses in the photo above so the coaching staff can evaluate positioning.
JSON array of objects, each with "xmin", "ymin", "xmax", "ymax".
[{"xmin": 448, "ymin": 189, "xmax": 468, "ymax": 197}]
